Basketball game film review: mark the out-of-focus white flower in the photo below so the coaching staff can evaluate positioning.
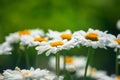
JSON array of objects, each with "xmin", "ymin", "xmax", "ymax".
[
  {"xmin": 76, "ymin": 67, "xmax": 107, "ymax": 80},
  {"xmin": 107, "ymin": 34, "xmax": 120, "ymax": 52},
  {"xmin": 18, "ymin": 29, "xmax": 44, "ymax": 37},
  {"xmin": 36, "ymin": 39, "xmax": 76, "ymax": 56},
  {"xmin": 73, "ymin": 28, "xmax": 108, "ymax": 49},
  {"xmin": 46, "ymin": 29, "xmax": 72, "ymax": 40},
  {"xmin": 0, "ymin": 29, "xmax": 44, "ymax": 54},
  {"xmin": 19, "ymin": 29, "xmax": 45, "ymax": 46},
  {"xmin": 88, "ymin": 68, "xmax": 106, "ymax": 79},
  {"xmin": 49, "ymin": 56, "xmax": 87, "ymax": 70},
  {"xmin": 117, "ymin": 20, "xmax": 120, "ymax": 30},
  {"xmin": 2, "ymin": 67, "xmax": 63, "ymax": 80},
  {"xmin": 0, "ymin": 42, "xmax": 12, "ymax": 55},
  {"xmin": 5, "ymin": 32, "xmax": 20, "ymax": 44},
  {"xmin": 20, "ymin": 35, "xmax": 47, "ymax": 47}
]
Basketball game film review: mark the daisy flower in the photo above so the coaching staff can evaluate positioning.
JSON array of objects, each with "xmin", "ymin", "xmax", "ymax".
[
  {"xmin": 2, "ymin": 67, "xmax": 63, "ymax": 80},
  {"xmin": 49, "ymin": 56, "xmax": 87, "ymax": 70},
  {"xmin": 73, "ymin": 28, "xmax": 108, "ymax": 49},
  {"xmin": 20, "ymin": 35, "xmax": 48, "ymax": 47},
  {"xmin": 36, "ymin": 39, "xmax": 76, "ymax": 56},
  {"xmin": 46, "ymin": 29, "xmax": 72, "ymax": 40},
  {"xmin": 107, "ymin": 34, "xmax": 120, "ymax": 51},
  {"xmin": 5, "ymin": 29, "xmax": 44, "ymax": 45},
  {"xmin": 19, "ymin": 29, "xmax": 45, "ymax": 46},
  {"xmin": 76, "ymin": 67, "xmax": 107, "ymax": 79},
  {"xmin": 0, "ymin": 29, "xmax": 44, "ymax": 54}
]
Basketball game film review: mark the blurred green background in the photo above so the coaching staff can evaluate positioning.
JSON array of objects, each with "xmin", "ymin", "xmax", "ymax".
[{"xmin": 0, "ymin": 0, "xmax": 120, "ymax": 75}]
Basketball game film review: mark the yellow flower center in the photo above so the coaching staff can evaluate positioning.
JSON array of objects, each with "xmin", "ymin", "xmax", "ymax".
[
  {"xmin": 50, "ymin": 41, "xmax": 64, "ymax": 47},
  {"xmin": 116, "ymin": 76, "xmax": 120, "ymax": 80},
  {"xmin": 60, "ymin": 33, "xmax": 72, "ymax": 40},
  {"xmin": 89, "ymin": 68, "xmax": 96, "ymax": 76},
  {"xmin": 115, "ymin": 39, "xmax": 120, "ymax": 44},
  {"xmin": 65, "ymin": 57, "xmax": 74, "ymax": 64},
  {"xmin": 22, "ymin": 71, "xmax": 30, "ymax": 76},
  {"xmin": 19, "ymin": 30, "xmax": 30, "ymax": 36},
  {"xmin": 34, "ymin": 37, "xmax": 47, "ymax": 42},
  {"xmin": 85, "ymin": 32, "xmax": 98, "ymax": 41}
]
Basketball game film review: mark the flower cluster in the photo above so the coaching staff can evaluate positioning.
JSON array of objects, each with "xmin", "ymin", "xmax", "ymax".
[
  {"xmin": 0, "ymin": 27, "xmax": 120, "ymax": 80},
  {"xmin": 0, "ymin": 67, "xmax": 63, "ymax": 80},
  {"xmin": 0, "ymin": 28, "xmax": 120, "ymax": 55}
]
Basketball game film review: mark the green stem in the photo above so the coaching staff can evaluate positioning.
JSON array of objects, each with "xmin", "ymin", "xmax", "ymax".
[
  {"xmin": 116, "ymin": 49, "xmax": 119, "ymax": 76},
  {"xmin": 70, "ymin": 75, "xmax": 74, "ymax": 80},
  {"xmin": 89, "ymin": 49, "xmax": 95, "ymax": 80},
  {"xmin": 16, "ymin": 52, "xmax": 22, "ymax": 66},
  {"xmin": 56, "ymin": 53, "xmax": 60, "ymax": 76},
  {"xmin": 34, "ymin": 53, "xmax": 38, "ymax": 68},
  {"xmin": 84, "ymin": 47, "xmax": 93, "ymax": 80},
  {"xmin": 25, "ymin": 48, "xmax": 30, "ymax": 69}
]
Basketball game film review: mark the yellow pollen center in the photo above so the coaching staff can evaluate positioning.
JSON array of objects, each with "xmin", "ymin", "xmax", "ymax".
[
  {"xmin": 116, "ymin": 76, "xmax": 120, "ymax": 80},
  {"xmin": 85, "ymin": 32, "xmax": 98, "ymax": 41},
  {"xmin": 89, "ymin": 68, "xmax": 96, "ymax": 76},
  {"xmin": 50, "ymin": 41, "xmax": 64, "ymax": 47},
  {"xmin": 22, "ymin": 71, "xmax": 30, "ymax": 76},
  {"xmin": 60, "ymin": 33, "xmax": 72, "ymax": 40},
  {"xmin": 19, "ymin": 30, "xmax": 30, "ymax": 36},
  {"xmin": 115, "ymin": 39, "xmax": 120, "ymax": 44},
  {"xmin": 65, "ymin": 57, "xmax": 74, "ymax": 64},
  {"xmin": 34, "ymin": 37, "xmax": 47, "ymax": 42}
]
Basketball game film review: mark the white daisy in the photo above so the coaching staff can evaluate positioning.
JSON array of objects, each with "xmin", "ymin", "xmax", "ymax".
[
  {"xmin": 5, "ymin": 29, "xmax": 44, "ymax": 44},
  {"xmin": 76, "ymin": 67, "xmax": 107, "ymax": 79},
  {"xmin": 107, "ymin": 34, "xmax": 120, "ymax": 52},
  {"xmin": 20, "ymin": 35, "xmax": 48, "ymax": 47},
  {"xmin": 73, "ymin": 28, "xmax": 108, "ymax": 49},
  {"xmin": 0, "ymin": 29, "xmax": 44, "ymax": 54},
  {"xmin": 36, "ymin": 39, "xmax": 76, "ymax": 56},
  {"xmin": 46, "ymin": 29, "xmax": 72, "ymax": 40},
  {"xmin": 49, "ymin": 56, "xmax": 87, "ymax": 70},
  {"xmin": 2, "ymin": 67, "xmax": 63, "ymax": 80}
]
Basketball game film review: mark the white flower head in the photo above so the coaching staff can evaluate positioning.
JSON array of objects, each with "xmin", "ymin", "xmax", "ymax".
[
  {"xmin": 76, "ymin": 67, "xmax": 107, "ymax": 79},
  {"xmin": 20, "ymin": 35, "xmax": 48, "ymax": 47},
  {"xmin": 18, "ymin": 29, "xmax": 44, "ymax": 37},
  {"xmin": 19, "ymin": 29, "xmax": 46, "ymax": 47},
  {"xmin": 107, "ymin": 34, "xmax": 120, "ymax": 52},
  {"xmin": 49, "ymin": 56, "xmax": 87, "ymax": 70},
  {"xmin": 36, "ymin": 39, "xmax": 76, "ymax": 56},
  {"xmin": 2, "ymin": 67, "xmax": 63, "ymax": 80},
  {"xmin": 46, "ymin": 29, "xmax": 72, "ymax": 40},
  {"xmin": 73, "ymin": 28, "xmax": 108, "ymax": 49}
]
